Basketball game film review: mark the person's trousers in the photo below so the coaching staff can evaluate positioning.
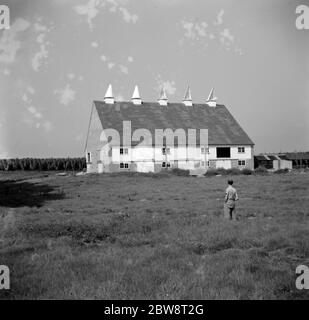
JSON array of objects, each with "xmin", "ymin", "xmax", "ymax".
[{"xmin": 224, "ymin": 204, "xmax": 236, "ymax": 220}]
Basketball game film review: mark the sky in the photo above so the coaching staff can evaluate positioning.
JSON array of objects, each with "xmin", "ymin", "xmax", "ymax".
[{"xmin": 0, "ymin": 0, "xmax": 308, "ymax": 158}]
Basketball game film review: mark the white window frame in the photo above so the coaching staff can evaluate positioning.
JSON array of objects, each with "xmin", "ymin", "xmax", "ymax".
[
  {"xmin": 238, "ymin": 147, "xmax": 245, "ymax": 154},
  {"xmin": 120, "ymin": 148, "xmax": 128, "ymax": 155},
  {"xmin": 120, "ymin": 162, "xmax": 129, "ymax": 169},
  {"xmin": 238, "ymin": 160, "xmax": 246, "ymax": 166},
  {"xmin": 162, "ymin": 147, "xmax": 170, "ymax": 155},
  {"xmin": 201, "ymin": 147, "xmax": 209, "ymax": 154},
  {"xmin": 162, "ymin": 162, "xmax": 171, "ymax": 168}
]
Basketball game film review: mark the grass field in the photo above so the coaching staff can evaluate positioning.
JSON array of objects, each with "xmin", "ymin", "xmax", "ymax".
[{"xmin": 0, "ymin": 170, "xmax": 309, "ymax": 300}]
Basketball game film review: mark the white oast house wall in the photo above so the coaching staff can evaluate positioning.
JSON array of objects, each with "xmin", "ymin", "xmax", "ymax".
[{"xmin": 94, "ymin": 145, "xmax": 254, "ymax": 172}]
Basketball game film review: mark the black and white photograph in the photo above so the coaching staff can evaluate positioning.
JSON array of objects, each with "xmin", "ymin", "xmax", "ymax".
[{"xmin": 0, "ymin": 0, "xmax": 309, "ymax": 306}]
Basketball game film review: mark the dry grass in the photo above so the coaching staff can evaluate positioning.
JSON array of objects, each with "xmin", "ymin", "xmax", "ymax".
[{"xmin": 0, "ymin": 171, "xmax": 309, "ymax": 300}]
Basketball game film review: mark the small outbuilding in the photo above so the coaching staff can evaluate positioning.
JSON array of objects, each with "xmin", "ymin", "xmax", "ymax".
[
  {"xmin": 254, "ymin": 154, "xmax": 292, "ymax": 170},
  {"xmin": 283, "ymin": 152, "xmax": 309, "ymax": 169}
]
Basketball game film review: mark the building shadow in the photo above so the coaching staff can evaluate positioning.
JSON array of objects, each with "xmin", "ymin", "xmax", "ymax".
[{"xmin": 0, "ymin": 180, "xmax": 65, "ymax": 207}]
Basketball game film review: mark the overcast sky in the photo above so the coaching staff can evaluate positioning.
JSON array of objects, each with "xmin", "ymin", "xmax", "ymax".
[{"xmin": 0, "ymin": 0, "xmax": 308, "ymax": 158}]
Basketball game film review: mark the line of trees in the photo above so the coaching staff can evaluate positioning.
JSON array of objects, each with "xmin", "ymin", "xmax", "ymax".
[{"xmin": 0, "ymin": 158, "xmax": 86, "ymax": 171}]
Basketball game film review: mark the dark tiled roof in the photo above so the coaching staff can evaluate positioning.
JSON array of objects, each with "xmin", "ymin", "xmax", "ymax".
[
  {"xmin": 284, "ymin": 152, "xmax": 309, "ymax": 160},
  {"xmin": 255, "ymin": 155, "xmax": 268, "ymax": 161},
  {"xmin": 93, "ymin": 101, "xmax": 254, "ymax": 146},
  {"xmin": 268, "ymin": 155, "xmax": 277, "ymax": 161},
  {"xmin": 278, "ymin": 154, "xmax": 288, "ymax": 160}
]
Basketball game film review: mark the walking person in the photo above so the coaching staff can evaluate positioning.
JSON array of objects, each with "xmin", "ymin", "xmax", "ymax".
[{"xmin": 224, "ymin": 179, "xmax": 239, "ymax": 220}]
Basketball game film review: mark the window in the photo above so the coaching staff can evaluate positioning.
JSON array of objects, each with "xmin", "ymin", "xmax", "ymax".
[
  {"xmin": 216, "ymin": 147, "xmax": 231, "ymax": 158},
  {"xmin": 87, "ymin": 152, "xmax": 91, "ymax": 163},
  {"xmin": 120, "ymin": 162, "xmax": 129, "ymax": 169},
  {"xmin": 238, "ymin": 147, "xmax": 245, "ymax": 153},
  {"xmin": 201, "ymin": 147, "xmax": 209, "ymax": 154},
  {"xmin": 238, "ymin": 160, "xmax": 246, "ymax": 166},
  {"xmin": 120, "ymin": 148, "xmax": 128, "ymax": 155},
  {"xmin": 162, "ymin": 162, "xmax": 171, "ymax": 168},
  {"xmin": 162, "ymin": 147, "xmax": 170, "ymax": 155},
  {"xmin": 207, "ymin": 161, "xmax": 210, "ymax": 167}
]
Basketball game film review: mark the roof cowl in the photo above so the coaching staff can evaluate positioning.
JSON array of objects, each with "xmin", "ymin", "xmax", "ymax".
[
  {"xmin": 183, "ymin": 86, "xmax": 192, "ymax": 106},
  {"xmin": 158, "ymin": 87, "xmax": 168, "ymax": 106},
  {"xmin": 104, "ymin": 84, "xmax": 114, "ymax": 104},
  {"xmin": 131, "ymin": 85, "xmax": 142, "ymax": 105},
  {"xmin": 206, "ymin": 88, "xmax": 217, "ymax": 107}
]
